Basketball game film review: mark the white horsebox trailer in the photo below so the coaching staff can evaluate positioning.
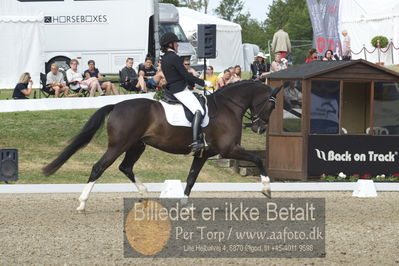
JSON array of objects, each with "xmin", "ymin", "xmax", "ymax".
[{"xmin": 16, "ymin": 0, "xmax": 196, "ymax": 74}]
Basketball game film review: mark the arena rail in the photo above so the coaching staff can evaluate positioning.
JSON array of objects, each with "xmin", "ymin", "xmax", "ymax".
[
  {"xmin": 0, "ymin": 182, "xmax": 398, "ymax": 193},
  {"xmin": 0, "ymin": 93, "xmax": 155, "ymax": 113}
]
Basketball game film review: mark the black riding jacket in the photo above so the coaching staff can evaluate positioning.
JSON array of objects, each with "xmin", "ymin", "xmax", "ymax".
[{"xmin": 161, "ymin": 50, "xmax": 205, "ymax": 93}]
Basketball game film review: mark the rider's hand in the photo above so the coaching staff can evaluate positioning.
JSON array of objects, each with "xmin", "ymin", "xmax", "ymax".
[{"xmin": 204, "ymin": 80, "xmax": 213, "ymax": 88}]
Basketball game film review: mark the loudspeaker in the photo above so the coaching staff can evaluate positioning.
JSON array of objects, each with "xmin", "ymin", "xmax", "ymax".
[
  {"xmin": 197, "ymin": 24, "xmax": 217, "ymax": 59},
  {"xmin": 0, "ymin": 149, "xmax": 18, "ymax": 182}
]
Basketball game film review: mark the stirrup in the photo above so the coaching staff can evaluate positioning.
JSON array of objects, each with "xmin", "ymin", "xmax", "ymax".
[{"xmin": 189, "ymin": 141, "xmax": 205, "ymax": 153}]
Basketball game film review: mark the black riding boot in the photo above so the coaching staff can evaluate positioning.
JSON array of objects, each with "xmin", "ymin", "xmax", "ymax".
[{"xmin": 189, "ymin": 110, "xmax": 205, "ymax": 153}]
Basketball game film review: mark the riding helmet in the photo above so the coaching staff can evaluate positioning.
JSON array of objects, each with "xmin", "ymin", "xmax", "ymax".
[{"xmin": 160, "ymin": 32, "xmax": 180, "ymax": 46}]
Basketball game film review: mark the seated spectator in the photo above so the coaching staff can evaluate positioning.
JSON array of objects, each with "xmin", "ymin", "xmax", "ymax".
[
  {"xmin": 138, "ymin": 56, "xmax": 165, "ymax": 91},
  {"xmin": 66, "ymin": 59, "xmax": 104, "ymax": 97},
  {"xmin": 84, "ymin": 60, "xmax": 118, "ymax": 95},
  {"xmin": 218, "ymin": 66, "xmax": 234, "ymax": 79},
  {"xmin": 230, "ymin": 65, "xmax": 242, "ymax": 83},
  {"xmin": 250, "ymin": 52, "xmax": 270, "ymax": 80},
  {"xmin": 201, "ymin": 65, "xmax": 217, "ymax": 92},
  {"xmin": 12, "ymin": 72, "xmax": 33, "ymax": 99},
  {"xmin": 322, "ymin": 49, "xmax": 336, "ymax": 61},
  {"xmin": 155, "ymin": 59, "xmax": 167, "ymax": 89},
  {"xmin": 305, "ymin": 48, "xmax": 318, "ymax": 63},
  {"xmin": 46, "ymin": 63, "xmax": 69, "ymax": 97},
  {"xmin": 284, "ymin": 81, "xmax": 302, "ymax": 108},
  {"xmin": 183, "ymin": 58, "xmax": 198, "ymax": 76},
  {"xmin": 271, "ymin": 52, "xmax": 288, "ymax": 73},
  {"xmin": 120, "ymin": 57, "xmax": 146, "ymax": 92},
  {"xmin": 216, "ymin": 69, "xmax": 232, "ymax": 90}
]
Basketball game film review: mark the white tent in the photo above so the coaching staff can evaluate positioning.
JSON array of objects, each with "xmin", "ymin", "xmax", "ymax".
[
  {"xmin": 177, "ymin": 7, "xmax": 244, "ymax": 72},
  {"xmin": 242, "ymin": 43, "xmax": 260, "ymax": 71},
  {"xmin": 0, "ymin": 0, "xmax": 44, "ymax": 89},
  {"xmin": 339, "ymin": 0, "xmax": 399, "ymax": 65}
]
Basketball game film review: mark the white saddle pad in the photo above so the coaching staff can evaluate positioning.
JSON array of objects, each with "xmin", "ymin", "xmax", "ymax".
[{"xmin": 159, "ymin": 100, "xmax": 209, "ymax": 127}]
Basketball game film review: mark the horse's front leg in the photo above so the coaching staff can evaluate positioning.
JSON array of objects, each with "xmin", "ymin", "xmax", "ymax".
[
  {"xmin": 183, "ymin": 156, "xmax": 208, "ymax": 203},
  {"xmin": 221, "ymin": 145, "xmax": 271, "ymax": 198}
]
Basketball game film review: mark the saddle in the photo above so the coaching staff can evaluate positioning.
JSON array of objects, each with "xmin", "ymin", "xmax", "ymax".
[{"xmin": 161, "ymin": 89, "xmax": 207, "ymax": 122}]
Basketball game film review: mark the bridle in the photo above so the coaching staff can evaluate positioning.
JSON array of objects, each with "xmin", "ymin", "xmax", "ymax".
[
  {"xmin": 214, "ymin": 91, "xmax": 276, "ymax": 126},
  {"xmin": 248, "ymin": 95, "xmax": 276, "ymax": 125}
]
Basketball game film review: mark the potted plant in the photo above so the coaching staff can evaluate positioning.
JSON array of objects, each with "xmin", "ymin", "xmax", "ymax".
[{"xmin": 371, "ymin": 36, "xmax": 389, "ymax": 66}]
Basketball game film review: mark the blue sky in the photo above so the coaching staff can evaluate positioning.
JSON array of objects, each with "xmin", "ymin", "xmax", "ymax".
[{"xmin": 207, "ymin": 0, "xmax": 274, "ymax": 22}]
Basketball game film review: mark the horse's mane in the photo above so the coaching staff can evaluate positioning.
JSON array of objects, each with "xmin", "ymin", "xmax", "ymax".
[{"xmin": 210, "ymin": 80, "xmax": 270, "ymax": 97}]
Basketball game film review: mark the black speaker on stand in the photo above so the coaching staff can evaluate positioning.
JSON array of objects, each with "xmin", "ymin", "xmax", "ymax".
[
  {"xmin": 198, "ymin": 24, "xmax": 217, "ymax": 91},
  {"xmin": 0, "ymin": 149, "xmax": 18, "ymax": 183}
]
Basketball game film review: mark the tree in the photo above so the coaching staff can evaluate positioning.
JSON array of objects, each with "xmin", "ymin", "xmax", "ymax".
[
  {"xmin": 214, "ymin": 0, "xmax": 244, "ymax": 21},
  {"xmin": 263, "ymin": 0, "xmax": 312, "ymax": 40},
  {"xmin": 235, "ymin": 13, "xmax": 268, "ymax": 50},
  {"xmin": 263, "ymin": 0, "xmax": 312, "ymax": 64},
  {"xmin": 180, "ymin": 0, "xmax": 210, "ymax": 13},
  {"xmin": 159, "ymin": 0, "xmax": 180, "ymax": 6}
]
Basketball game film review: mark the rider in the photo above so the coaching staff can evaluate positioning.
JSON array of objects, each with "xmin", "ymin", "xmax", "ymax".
[{"xmin": 160, "ymin": 32, "xmax": 213, "ymax": 154}]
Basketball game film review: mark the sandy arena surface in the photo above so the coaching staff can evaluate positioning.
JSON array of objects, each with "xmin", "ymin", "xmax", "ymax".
[{"xmin": 0, "ymin": 191, "xmax": 398, "ymax": 265}]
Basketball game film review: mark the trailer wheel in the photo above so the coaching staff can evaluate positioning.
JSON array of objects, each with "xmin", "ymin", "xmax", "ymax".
[{"xmin": 46, "ymin": 56, "xmax": 71, "ymax": 73}]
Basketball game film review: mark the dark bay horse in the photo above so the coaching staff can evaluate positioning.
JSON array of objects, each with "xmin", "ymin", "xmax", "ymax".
[{"xmin": 43, "ymin": 80, "xmax": 284, "ymax": 211}]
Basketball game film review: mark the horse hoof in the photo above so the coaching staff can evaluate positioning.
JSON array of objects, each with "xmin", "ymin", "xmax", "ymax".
[
  {"xmin": 180, "ymin": 196, "xmax": 189, "ymax": 205},
  {"xmin": 76, "ymin": 209, "xmax": 86, "ymax": 214},
  {"xmin": 262, "ymin": 189, "xmax": 272, "ymax": 198},
  {"xmin": 138, "ymin": 187, "xmax": 148, "ymax": 194}
]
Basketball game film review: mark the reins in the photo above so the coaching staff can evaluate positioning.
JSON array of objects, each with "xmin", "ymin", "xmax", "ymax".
[{"xmin": 208, "ymin": 87, "xmax": 276, "ymax": 126}]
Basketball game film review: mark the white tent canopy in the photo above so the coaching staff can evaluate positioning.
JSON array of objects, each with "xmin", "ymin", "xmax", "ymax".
[
  {"xmin": 339, "ymin": 0, "xmax": 399, "ymax": 65},
  {"xmin": 177, "ymin": 7, "xmax": 244, "ymax": 72},
  {"xmin": 0, "ymin": 0, "xmax": 44, "ymax": 89}
]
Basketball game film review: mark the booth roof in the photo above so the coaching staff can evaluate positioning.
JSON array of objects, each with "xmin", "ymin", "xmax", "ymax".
[{"xmin": 267, "ymin": 59, "xmax": 399, "ymax": 80}]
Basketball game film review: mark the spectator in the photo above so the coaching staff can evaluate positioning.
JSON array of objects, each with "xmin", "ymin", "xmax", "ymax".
[
  {"xmin": 342, "ymin": 30, "xmax": 351, "ymax": 61},
  {"xmin": 138, "ymin": 56, "xmax": 159, "ymax": 92},
  {"xmin": 12, "ymin": 72, "xmax": 33, "ymax": 99},
  {"xmin": 305, "ymin": 48, "xmax": 318, "ymax": 63},
  {"xmin": 250, "ymin": 52, "xmax": 270, "ymax": 80},
  {"xmin": 183, "ymin": 58, "xmax": 197, "ymax": 76},
  {"xmin": 322, "ymin": 50, "xmax": 336, "ymax": 61},
  {"xmin": 230, "ymin": 65, "xmax": 242, "ymax": 83},
  {"xmin": 120, "ymin": 57, "xmax": 146, "ymax": 92},
  {"xmin": 284, "ymin": 81, "xmax": 302, "ymax": 109},
  {"xmin": 84, "ymin": 60, "xmax": 118, "ymax": 95},
  {"xmin": 271, "ymin": 52, "xmax": 288, "ymax": 73},
  {"xmin": 271, "ymin": 25, "xmax": 291, "ymax": 59},
  {"xmin": 66, "ymin": 59, "xmax": 104, "ymax": 97},
  {"xmin": 155, "ymin": 59, "xmax": 167, "ymax": 89},
  {"xmin": 216, "ymin": 69, "xmax": 232, "ymax": 89},
  {"xmin": 46, "ymin": 63, "xmax": 69, "ymax": 97},
  {"xmin": 218, "ymin": 66, "xmax": 234, "ymax": 79},
  {"xmin": 200, "ymin": 65, "xmax": 218, "ymax": 92}
]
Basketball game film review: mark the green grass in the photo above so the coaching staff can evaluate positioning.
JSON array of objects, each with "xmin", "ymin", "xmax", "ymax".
[
  {"xmin": 0, "ymin": 89, "xmax": 14, "ymax": 100},
  {"xmin": 0, "ymin": 109, "xmax": 265, "ymax": 184}
]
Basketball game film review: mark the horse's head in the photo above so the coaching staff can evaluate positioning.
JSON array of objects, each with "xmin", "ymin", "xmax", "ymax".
[{"xmin": 250, "ymin": 82, "xmax": 288, "ymax": 134}]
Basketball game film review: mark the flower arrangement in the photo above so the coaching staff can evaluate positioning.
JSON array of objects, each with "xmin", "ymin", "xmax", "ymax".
[
  {"xmin": 320, "ymin": 172, "xmax": 399, "ymax": 182},
  {"xmin": 371, "ymin": 36, "xmax": 389, "ymax": 48},
  {"xmin": 153, "ymin": 85, "xmax": 165, "ymax": 101}
]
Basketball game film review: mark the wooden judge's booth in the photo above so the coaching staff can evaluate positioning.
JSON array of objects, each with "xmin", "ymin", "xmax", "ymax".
[{"xmin": 266, "ymin": 59, "xmax": 399, "ymax": 180}]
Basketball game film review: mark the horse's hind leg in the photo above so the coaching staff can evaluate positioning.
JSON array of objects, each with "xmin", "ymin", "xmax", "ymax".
[
  {"xmin": 220, "ymin": 145, "xmax": 271, "ymax": 198},
  {"xmin": 119, "ymin": 141, "xmax": 147, "ymax": 193},
  {"xmin": 77, "ymin": 145, "xmax": 125, "ymax": 212}
]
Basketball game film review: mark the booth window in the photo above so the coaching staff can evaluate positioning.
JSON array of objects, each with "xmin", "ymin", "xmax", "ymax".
[
  {"xmin": 310, "ymin": 80, "xmax": 340, "ymax": 134},
  {"xmin": 341, "ymin": 82, "xmax": 371, "ymax": 135},
  {"xmin": 283, "ymin": 80, "xmax": 302, "ymax": 133},
  {"xmin": 373, "ymin": 82, "xmax": 399, "ymax": 135}
]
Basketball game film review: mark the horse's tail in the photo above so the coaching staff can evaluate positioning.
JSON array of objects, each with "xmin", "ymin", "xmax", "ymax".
[{"xmin": 42, "ymin": 104, "xmax": 115, "ymax": 176}]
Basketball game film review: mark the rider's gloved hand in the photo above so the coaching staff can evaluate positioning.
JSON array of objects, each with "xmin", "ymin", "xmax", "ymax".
[{"xmin": 204, "ymin": 80, "xmax": 213, "ymax": 88}]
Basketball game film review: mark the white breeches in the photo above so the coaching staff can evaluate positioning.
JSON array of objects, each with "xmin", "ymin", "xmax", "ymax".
[{"xmin": 173, "ymin": 87, "xmax": 204, "ymax": 115}]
